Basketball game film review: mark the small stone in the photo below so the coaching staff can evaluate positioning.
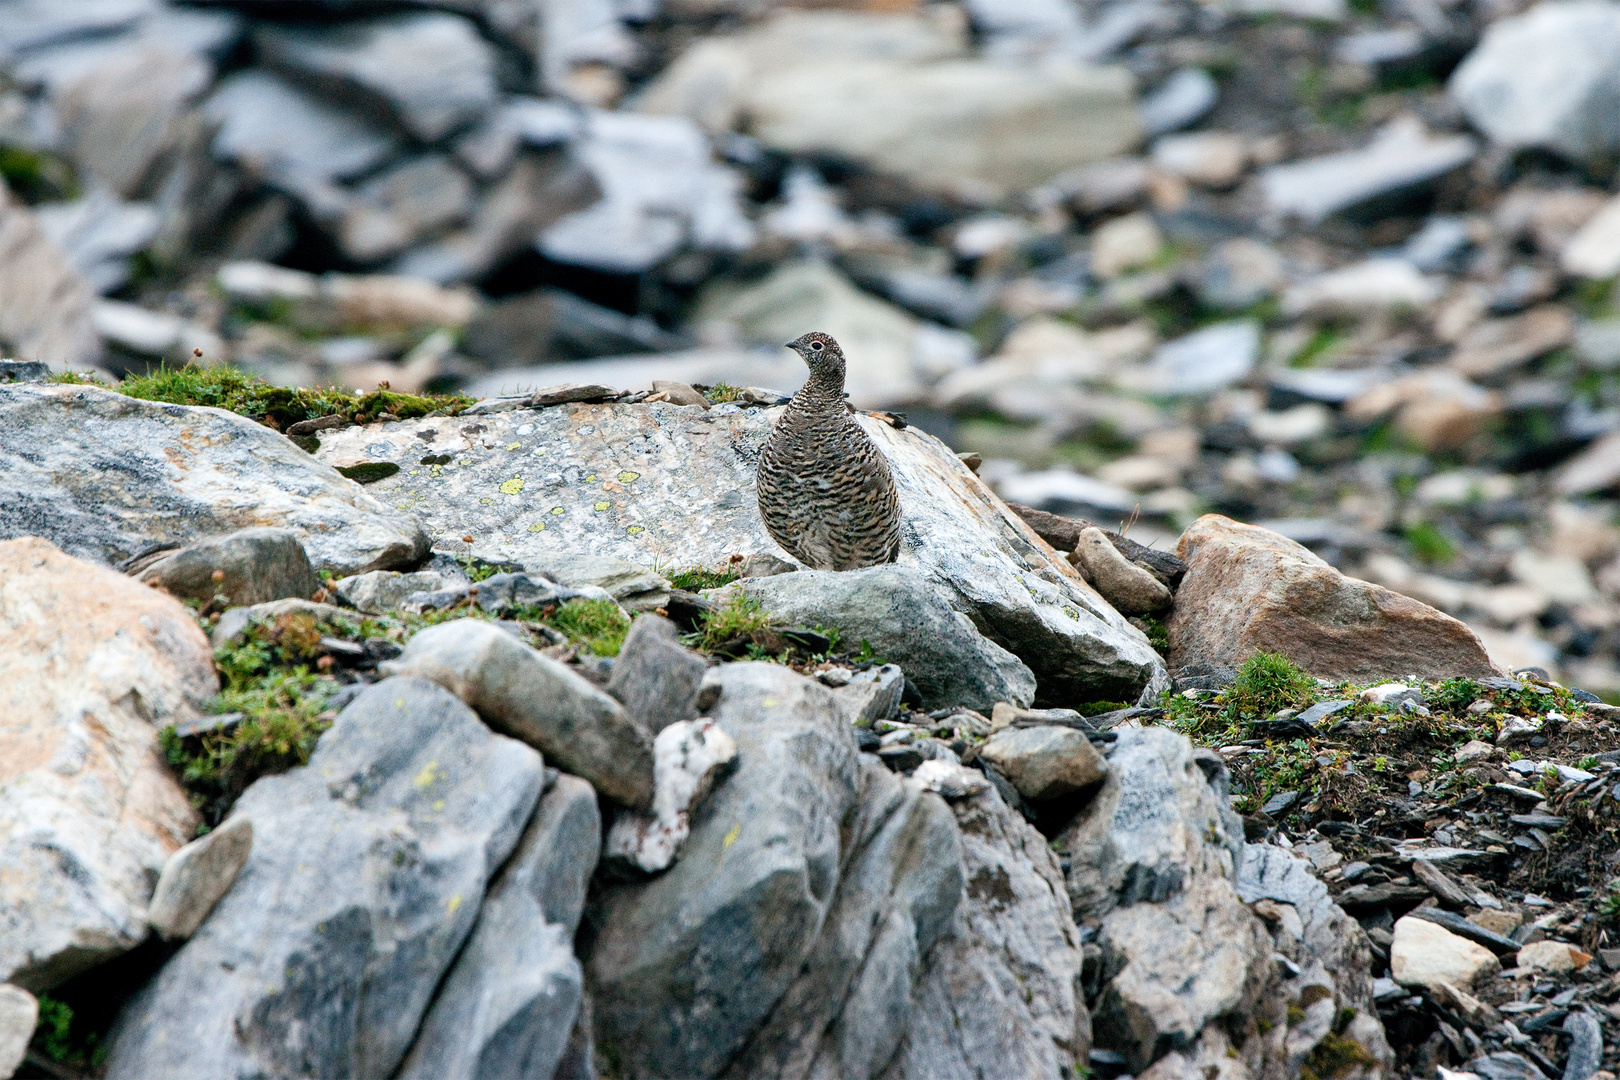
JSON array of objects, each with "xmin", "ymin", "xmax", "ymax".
[
  {"xmin": 1139, "ymin": 67, "xmax": 1218, "ymax": 136},
  {"xmin": 1151, "ymin": 131, "xmax": 1247, "ymax": 188},
  {"xmin": 329, "ymin": 570, "xmax": 448, "ymax": 614},
  {"xmin": 1428, "ymin": 979, "xmax": 1501, "ymax": 1029},
  {"xmin": 1515, "ymin": 940, "xmax": 1591, "ymax": 974},
  {"xmin": 1359, "ymin": 682, "xmax": 1422, "ymax": 706},
  {"xmin": 1259, "ymin": 117, "xmax": 1475, "ymax": 224},
  {"xmin": 1411, "ymin": 859, "xmax": 1474, "ymax": 910},
  {"xmin": 1562, "ymin": 1010, "xmax": 1604, "ymax": 1080},
  {"xmin": 912, "ymin": 759, "xmax": 991, "ymax": 799},
  {"xmin": 1468, "ymin": 910, "xmax": 1522, "ymax": 937},
  {"xmin": 832, "ymin": 664, "xmax": 905, "ymax": 726},
  {"xmin": 606, "ymin": 615, "xmax": 707, "ymax": 735},
  {"xmin": 604, "ymin": 719, "xmax": 738, "ymax": 874},
  {"xmin": 529, "ymin": 382, "xmax": 618, "ymax": 407},
  {"xmin": 1090, "ymin": 212, "xmax": 1163, "ymax": 278},
  {"xmin": 1120, "ymin": 320, "xmax": 1259, "ymax": 395},
  {"xmin": 978, "ymin": 725, "xmax": 1108, "ymax": 802},
  {"xmin": 1456, "ymin": 740, "xmax": 1495, "ymax": 763},
  {"xmin": 0, "ymin": 985, "xmax": 35, "ymax": 1079},
  {"xmin": 650, "ymin": 380, "xmax": 710, "ymax": 408},
  {"xmin": 1297, "ymin": 700, "xmax": 1353, "ymax": 726},
  {"xmin": 1284, "ymin": 257, "xmax": 1441, "ymax": 317},
  {"xmin": 146, "ymin": 816, "xmax": 254, "ymax": 941},
  {"xmin": 1391, "ymin": 914, "xmax": 1501, "ymax": 990},
  {"xmin": 1261, "ymin": 791, "xmax": 1299, "ymax": 815},
  {"xmin": 1067, "ymin": 525, "xmax": 1172, "ymax": 615},
  {"xmin": 136, "ymin": 527, "xmax": 319, "ymax": 607},
  {"xmin": 1497, "ymin": 715, "xmax": 1544, "ymax": 747}
]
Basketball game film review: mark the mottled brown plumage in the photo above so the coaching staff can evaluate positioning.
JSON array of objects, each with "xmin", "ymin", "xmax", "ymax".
[{"xmin": 756, "ymin": 331, "xmax": 902, "ymax": 570}]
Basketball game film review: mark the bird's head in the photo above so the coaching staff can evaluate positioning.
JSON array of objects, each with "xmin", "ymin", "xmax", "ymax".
[{"xmin": 785, "ymin": 331, "xmax": 843, "ymax": 374}]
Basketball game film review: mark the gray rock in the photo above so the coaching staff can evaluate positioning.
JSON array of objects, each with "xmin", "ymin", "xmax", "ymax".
[
  {"xmin": 1561, "ymin": 1010, "xmax": 1603, "ymax": 1080},
  {"xmin": 210, "ymin": 598, "xmax": 366, "ymax": 652},
  {"xmin": 0, "ymin": 180, "xmax": 100, "ymax": 371},
  {"xmin": 1062, "ymin": 727, "xmax": 1245, "ymax": 916},
  {"xmin": 396, "ymin": 774, "xmax": 600, "ymax": 1080},
  {"xmin": 452, "ymin": 97, "xmax": 581, "ymax": 179},
  {"xmin": 537, "ymin": 0, "xmax": 636, "ymax": 93},
  {"xmin": 1120, "ymin": 320, "xmax": 1259, "ymax": 396},
  {"xmin": 146, "ymin": 816, "xmax": 253, "ymax": 942},
  {"xmin": 380, "ymin": 619, "xmax": 656, "ymax": 808},
  {"xmin": 205, "ymin": 70, "xmax": 400, "ymax": 220},
  {"xmin": 1450, "ymin": 0, "xmax": 1620, "ymax": 164},
  {"xmin": 1194, "ymin": 237, "xmax": 1285, "ymax": 312},
  {"xmin": 337, "ymin": 155, "xmax": 474, "ymax": 263},
  {"xmin": 463, "ymin": 287, "xmax": 689, "ymax": 370},
  {"xmin": 92, "ymin": 300, "xmax": 221, "ymax": 362},
  {"xmin": 0, "ymin": 360, "xmax": 49, "ymax": 383},
  {"xmin": 0, "ymin": 985, "xmax": 36, "ymax": 1080},
  {"xmin": 586, "ymin": 663, "xmax": 861, "ymax": 1079},
  {"xmin": 607, "ymin": 615, "xmax": 707, "ymax": 734},
  {"xmin": 738, "ymin": 565, "xmax": 1037, "ymax": 713},
  {"xmin": 884, "ymin": 781, "xmax": 1088, "ymax": 1080},
  {"xmin": 0, "ymin": 384, "xmax": 429, "ymax": 575},
  {"xmin": 832, "ymin": 663, "xmax": 905, "ymax": 725},
  {"xmin": 33, "ymin": 191, "xmax": 160, "ymax": 294},
  {"xmin": 104, "ymin": 678, "xmax": 546, "ymax": 1080},
  {"xmin": 605, "ymin": 718, "xmax": 739, "ymax": 873},
  {"xmin": 1068, "ymin": 525, "xmax": 1172, "ymax": 615},
  {"xmin": 465, "ymin": 347, "xmax": 805, "ymax": 400},
  {"xmin": 1468, "ymin": 1052, "xmax": 1553, "ymax": 1080},
  {"xmin": 136, "ymin": 527, "xmax": 319, "ymax": 607},
  {"xmin": 256, "ymin": 13, "xmax": 499, "ymax": 142},
  {"xmin": 979, "ymin": 725, "xmax": 1109, "ymax": 802},
  {"xmin": 1406, "ymin": 906, "xmax": 1519, "ymax": 955},
  {"xmin": 1139, "ymin": 67, "xmax": 1219, "ymax": 136},
  {"xmin": 314, "ymin": 401, "xmax": 1163, "ymax": 705},
  {"xmin": 1259, "ymin": 117, "xmax": 1476, "ymax": 224},
  {"xmin": 521, "ymin": 551, "xmax": 673, "ymax": 612},
  {"xmin": 0, "ymin": 0, "xmax": 155, "ymax": 64},
  {"xmin": 330, "ymin": 569, "xmax": 449, "ymax": 614},
  {"xmin": 0, "ymin": 539, "xmax": 210, "ymax": 991},
  {"xmin": 539, "ymin": 110, "xmax": 755, "ymax": 274}
]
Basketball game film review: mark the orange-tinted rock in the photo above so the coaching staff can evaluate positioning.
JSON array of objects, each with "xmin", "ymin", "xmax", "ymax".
[{"xmin": 1168, "ymin": 515, "xmax": 1499, "ymax": 682}]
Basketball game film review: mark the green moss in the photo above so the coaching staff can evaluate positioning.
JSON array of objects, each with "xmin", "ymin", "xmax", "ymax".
[
  {"xmin": 703, "ymin": 381, "xmax": 742, "ymax": 404},
  {"xmin": 0, "ymin": 145, "xmax": 77, "ymax": 203},
  {"xmin": 1136, "ymin": 615, "xmax": 1170, "ymax": 652},
  {"xmin": 29, "ymin": 993, "xmax": 107, "ymax": 1070},
  {"xmin": 1404, "ymin": 521, "xmax": 1457, "ymax": 566},
  {"xmin": 668, "ymin": 565, "xmax": 741, "ymax": 591},
  {"xmin": 1227, "ymin": 651, "xmax": 1315, "ymax": 720},
  {"xmin": 546, "ymin": 598, "xmax": 631, "ymax": 657},
  {"xmin": 694, "ymin": 594, "xmax": 772, "ymax": 651},
  {"xmin": 1301, "ymin": 1033, "xmax": 1379, "ymax": 1080},
  {"xmin": 1290, "ymin": 325, "xmax": 1344, "ymax": 369},
  {"xmin": 1077, "ymin": 700, "xmax": 1131, "ymax": 717}
]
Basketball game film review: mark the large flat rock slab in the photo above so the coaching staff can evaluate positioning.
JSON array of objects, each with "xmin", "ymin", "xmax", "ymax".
[
  {"xmin": 0, "ymin": 383, "xmax": 429, "ymax": 575},
  {"xmin": 315, "ymin": 400, "xmax": 1163, "ymax": 703}
]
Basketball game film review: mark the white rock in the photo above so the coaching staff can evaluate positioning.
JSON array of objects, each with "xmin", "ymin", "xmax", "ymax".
[
  {"xmin": 912, "ymin": 759, "xmax": 991, "ymax": 799},
  {"xmin": 0, "ymin": 985, "xmax": 36, "ymax": 1080},
  {"xmin": 1510, "ymin": 549, "xmax": 1597, "ymax": 604},
  {"xmin": 216, "ymin": 259, "xmax": 319, "ymax": 301},
  {"xmin": 1151, "ymin": 131, "xmax": 1247, "ymax": 187},
  {"xmin": 995, "ymin": 468, "xmax": 1138, "ymax": 514},
  {"xmin": 1090, "ymin": 211, "xmax": 1163, "ymax": 277},
  {"xmin": 1562, "ymin": 194, "xmax": 1620, "ymax": 279},
  {"xmin": 1516, "ymin": 939, "xmax": 1591, "ymax": 974},
  {"xmin": 1260, "ymin": 118, "xmax": 1475, "ymax": 224},
  {"xmin": 1283, "ymin": 257, "xmax": 1440, "ymax": 317},
  {"xmin": 1358, "ymin": 683, "xmax": 1419, "ymax": 705},
  {"xmin": 147, "ymin": 816, "xmax": 254, "ymax": 941},
  {"xmin": 92, "ymin": 300, "xmax": 222, "ymax": 360},
  {"xmin": 605, "ymin": 719, "xmax": 738, "ymax": 873},
  {"xmin": 0, "ymin": 179, "xmax": 101, "ymax": 371},
  {"xmin": 1248, "ymin": 403, "xmax": 1330, "ymax": 447},
  {"xmin": 1139, "ymin": 66, "xmax": 1218, "ymax": 135},
  {"xmin": 1118, "ymin": 320, "xmax": 1260, "ymax": 395},
  {"xmin": 1454, "ymin": 739, "xmax": 1494, "ymax": 763},
  {"xmin": 1495, "ymin": 715, "xmax": 1543, "ymax": 747},
  {"xmin": 1449, "ymin": 0, "xmax": 1620, "ymax": 164},
  {"xmin": 1390, "ymin": 915, "xmax": 1500, "ymax": 990}
]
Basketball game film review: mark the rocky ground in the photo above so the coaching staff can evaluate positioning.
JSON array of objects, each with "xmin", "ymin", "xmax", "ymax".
[{"xmin": 5, "ymin": 0, "xmax": 1620, "ymax": 1077}]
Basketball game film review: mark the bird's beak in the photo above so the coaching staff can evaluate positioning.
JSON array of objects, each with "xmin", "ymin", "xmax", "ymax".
[{"xmin": 783, "ymin": 341, "xmax": 796, "ymax": 350}]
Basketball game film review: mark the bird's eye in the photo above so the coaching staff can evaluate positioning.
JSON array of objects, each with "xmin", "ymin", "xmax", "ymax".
[{"xmin": 810, "ymin": 341, "xmax": 824, "ymax": 351}]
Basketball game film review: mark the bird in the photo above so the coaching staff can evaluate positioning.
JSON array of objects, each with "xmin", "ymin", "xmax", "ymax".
[{"xmin": 756, "ymin": 331, "xmax": 902, "ymax": 571}]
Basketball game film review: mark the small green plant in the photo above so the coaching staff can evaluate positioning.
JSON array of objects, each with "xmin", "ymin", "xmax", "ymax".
[
  {"xmin": 1600, "ymin": 880, "xmax": 1620, "ymax": 918},
  {"xmin": 1429, "ymin": 677, "xmax": 1479, "ymax": 713},
  {"xmin": 1404, "ymin": 521, "xmax": 1456, "ymax": 566},
  {"xmin": 667, "ymin": 565, "xmax": 741, "ymax": 591},
  {"xmin": 1226, "ymin": 651, "xmax": 1315, "ymax": 720},
  {"xmin": 547, "ymin": 598, "xmax": 631, "ymax": 657},
  {"xmin": 1289, "ymin": 325, "xmax": 1343, "ymax": 369},
  {"xmin": 456, "ymin": 554, "xmax": 503, "ymax": 583},
  {"xmin": 1077, "ymin": 700, "xmax": 1131, "ymax": 717},
  {"xmin": 693, "ymin": 594, "xmax": 773, "ymax": 652},
  {"xmin": 30, "ymin": 993, "xmax": 108, "ymax": 1070},
  {"xmin": 704, "ymin": 381, "xmax": 742, "ymax": 404},
  {"xmin": 1135, "ymin": 615, "xmax": 1170, "ymax": 651}
]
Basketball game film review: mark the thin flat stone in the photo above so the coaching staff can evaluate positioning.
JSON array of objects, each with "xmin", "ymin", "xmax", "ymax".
[
  {"xmin": 1409, "ymin": 907, "xmax": 1521, "ymax": 956},
  {"xmin": 1298, "ymin": 699, "xmax": 1353, "ymax": 725}
]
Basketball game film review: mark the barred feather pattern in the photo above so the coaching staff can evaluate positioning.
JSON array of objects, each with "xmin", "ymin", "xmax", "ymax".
[{"xmin": 756, "ymin": 332, "xmax": 902, "ymax": 571}]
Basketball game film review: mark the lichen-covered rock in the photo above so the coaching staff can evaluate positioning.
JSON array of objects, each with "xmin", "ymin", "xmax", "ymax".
[
  {"xmin": 135, "ymin": 527, "xmax": 319, "ymax": 607},
  {"xmin": 0, "ymin": 384, "xmax": 429, "ymax": 575},
  {"xmin": 315, "ymin": 400, "xmax": 1163, "ymax": 703},
  {"xmin": 104, "ymin": 678, "xmax": 546, "ymax": 1080},
  {"xmin": 1168, "ymin": 514, "xmax": 1498, "ymax": 682},
  {"xmin": 0, "ymin": 538, "xmax": 208, "ymax": 991}
]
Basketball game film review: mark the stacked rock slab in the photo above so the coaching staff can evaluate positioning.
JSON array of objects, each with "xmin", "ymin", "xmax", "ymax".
[
  {"xmin": 315, "ymin": 400, "xmax": 1164, "ymax": 703},
  {"xmin": 1168, "ymin": 514, "xmax": 1499, "ymax": 681}
]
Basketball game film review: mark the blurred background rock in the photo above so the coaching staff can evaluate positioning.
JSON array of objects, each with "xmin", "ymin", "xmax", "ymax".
[{"xmin": 7, "ymin": 0, "xmax": 1620, "ymax": 694}]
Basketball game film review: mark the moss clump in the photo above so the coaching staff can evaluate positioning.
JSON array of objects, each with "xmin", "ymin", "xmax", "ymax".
[
  {"xmin": 668, "ymin": 565, "xmax": 741, "ymax": 591},
  {"xmin": 29, "ymin": 993, "xmax": 107, "ymax": 1072},
  {"xmin": 1077, "ymin": 700, "xmax": 1131, "ymax": 717},
  {"xmin": 703, "ymin": 381, "xmax": 742, "ymax": 404},
  {"xmin": 1226, "ymin": 651, "xmax": 1315, "ymax": 721},
  {"xmin": 1428, "ymin": 677, "xmax": 1479, "ymax": 713},
  {"xmin": 545, "ymin": 598, "xmax": 631, "ymax": 657},
  {"xmin": 65, "ymin": 363, "xmax": 472, "ymax": 433},
  {"xmin": 693, "ymin": 594, "xmax": 772, "ymax": 652},
  {"xmin": 1300, "ymin": 1033, "xmax": 1378, "ymax": 1080}
]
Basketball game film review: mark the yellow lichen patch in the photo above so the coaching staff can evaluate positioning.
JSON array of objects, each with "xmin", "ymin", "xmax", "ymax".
[
  {"xmin": 550, "ymin": 506, "xmax": 565, "ymax": 515},
  {"xmin": 480, "ymin": 497, "xmax": 493, "ymax": 505},
  {"xmin": 586, "ymin": 474, "xmax": 597, "ymax": 482},
  {"xmin": 445, "ymin": 894, "xmax": 462, "ymax": 914},
  {"xmin": 413, "ymin": 761, "xmax": 440, "ymax": 790},
  {"xmin": 616, "ymin": 470, "xmax": 639, "ymax": 484},
  {"xmin": 723, "ymin": 824, "xmax": 741, "ymax": 848},
  {"xmin": 594, "ymin": 501, "xmax": 611, "ymax": 511},
  {"xmin": 626, "ymin": 525, "xmax": 644, "ymax": 535},
  {"xmin": 499, "ymin": 477, "xmax": 524, "ymax": 495},
  {"xmin": 430, "ymin": 464, "xmax": 444, "ymax": 476},
  {"xmin": 506, "ymin": 442, "xmax": 520, "ymax": 450},
  {"xmin": 432, "ymin": 799, "xmax": 446, "ymax": 812},
  {"xmin": 529, "ymin": 522, "xmax": 546, "ymax": 532}
]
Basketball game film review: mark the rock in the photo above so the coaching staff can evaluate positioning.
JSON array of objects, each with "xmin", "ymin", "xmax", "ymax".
[
  {"xmin": 605, "ymin": 718, "xmax": 739, "ymax": 873},
  {"xmin": 1555, "ymin": 428, "xmax": 1620, "ymax": 495},
  {"xmin": 1139, "ymin": 66, "xmax": 1219, "ymax": 135},
  {"xmin": 335, "ymin": 155, "xmax": 474, "ymax": 263},
  {"xmin": 395, "ymin": 774, "xmax": 600, "ymax": 1080},
  {"xmin": 466, "ymin": 348, "xmax": 806, "ymax": 402},
  {"xmin": 585, "ymin": 663, "xmax": 863, "ymax": 1077},
  {"xmin": 1283, "ymin": 257, "xmax": 1440, "ymax": 317},
  {"xmin": 0, "ymin": 383, "xmax": 429, "ymax": 575},
  {"xmin": 694, "ymin": 260, "xmax": 926, "ymax": 409},
  {"xmin": 832, "ymin": 663, "xmax": 906, "ymax": 725},
  {"xmin": 1090, "ymin": 211, "xmax": 1164, "ymax": 277},
  {"xmin": 381, "ymin": 619, "xmax": 655, "ymax": 808},
  {"xmin": 1195, "ymin": 239, "xmax": 1285, "ymax": 313},
  {"xmin": 0, "ymin": 179, "xmax": 100, "ymax": 370},
  {"xmin": 463, "ymin": 286, "xmax": 687, "ymax": 369},
  {"xmin": 1391, "ymin": 915, "xmax": 1500, "ymax": 990},
  {"xmin": 104, "ymin": 678, "xmax": 546, "ymax": 1080},
  {"xmin": 1068, "ymin": 526, "xmax": 1173, "ymax": 615},
  {"xmin": 1429, "ymin": 979, "xmax": 1501, "ymax": 1028},
  {"xmin": 1561, "ymin": 1010, "xmax": 1604, "ymax": 1080},
  {"xmin": 524, "ymin": 552, "xmax": 673, "ymax": 612},
  {"xmin": 1456, "ymin": 739, "xmax": 1495, "ymax": 762},
  {"xmin": 256, "ymin": 14, "xmax": 498, "ymax": 142},
  {"xmin": 978, "ymin": 725, "xmax": 1108, "ymax": 801},
  {"xmin": 539, "ymin": 109, "xmax": 754, "ymax": 274},
  {"xmin": 1168, "ymin": 514, "xmax": 1498, "ymax": 682},
  {"xmin": 146, "ymin": 816, "xmax": 253, "ymax": 942},
  {"xmin": 1449, "ymin": 0, "xmax": 1620, "ymax": 164},
  {"xmin": 912, "ymin": 758, "xmax": 992, "ymax": 798},
  {"xmin": 315, "ymin": 401, "xmax": 1163, "ymax": 706},
  {"xmin": 0, "ymin": 360, "xmax": 49, "ymax": 383},
  {"xmin": 0, "ymin": 986, "xmax": 35, "ymax": 1080},
  {"xmin": 1516, "ymin": 939, "xmax": 1592, "ymax": 974},
  {"xmin": 1409, "ymin": 908, "xmax": 1521, "ymax": 955},
  {"xmin": 135, "ymin": 527, "xmax": 319, "ymax": 607},
  {"xmin": 33, "ymin": 191, "xmax": 161, "ymax": 294},
  {"xmin": 639, "ymin": 10, "xmax": 1140, "ymax": 192},
  {"xmin": 210, "ymin": 597, "xmax": 366, "ymax": 652},
  {"xmin": 607, "ymin": 615, "xmax": 707, "ymax": 734},
  {"xmin": 1344, "ymin": 368, "xmax": 1502, "ymax": 451},
  {"xmin": 1117, "ymin": 321, "xmax": 1259, "ymax": 395},
  {"xmin": 0, "ymin": 538, "xmax": 208, "ymax": 990},
  {"xmin": 330, "ymin": 569, "xmax": 449, "ymax": 614},
  {"xmin": 1151, "ymin": 132, "xmax": 1247, "ymax": 188},
  {"xmin": 205, "ymin": 70, "xmax": 400, "ymax": 219},
  {"xmin": 1562, "ymin": 193, "xmax": 1620, "ymax": 279},
  {"xmin": 737, "ymin": 565, "xmax": 1036, "ymax": 712},
  {"xmin": 92, "ymin": 300, "xmax": 221, "ymax": 361},
  {"xmin": 1411, "ymin": 859, "xmax": 1474, "ymax": 909},
  {"xmin": 1451, "ymin": 305, "xmax": 1575, "ymax": 378},
  {"xmin": 1259, "ymin": 117, "xmax": 1475, "ymax": 223}
]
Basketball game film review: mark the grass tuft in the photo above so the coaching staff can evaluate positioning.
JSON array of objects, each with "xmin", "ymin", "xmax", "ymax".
[
  {"xmin": 668, "ymin": 565, "xmax": 741, "ymax": 591},
  {"xmin": 545, "ymin": 598, "xmax": 631, "ymax": 657},
  {"xmin": 693, "ymin": 594, "xmax": 772, "ymax": 651},
  {"xmin": 1226, "ymin": 651, "xmax": 1316, "ymax": 721}
]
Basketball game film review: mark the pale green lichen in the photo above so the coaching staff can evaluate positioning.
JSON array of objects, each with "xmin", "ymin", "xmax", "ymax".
[
  {"xmin": 499, "ymin": 477, "xmax": 524, "ymax": 495},
  {"xmin": 617, "ymin": 470, "xmax": 639, "ymax": 483},
  {"xmin": 528, "ymin": 522, "xmax": 546, "ymax": 532},
  {"xmin": 594, "ymin": 501, "xmax": 610, "ymax": 511}
]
